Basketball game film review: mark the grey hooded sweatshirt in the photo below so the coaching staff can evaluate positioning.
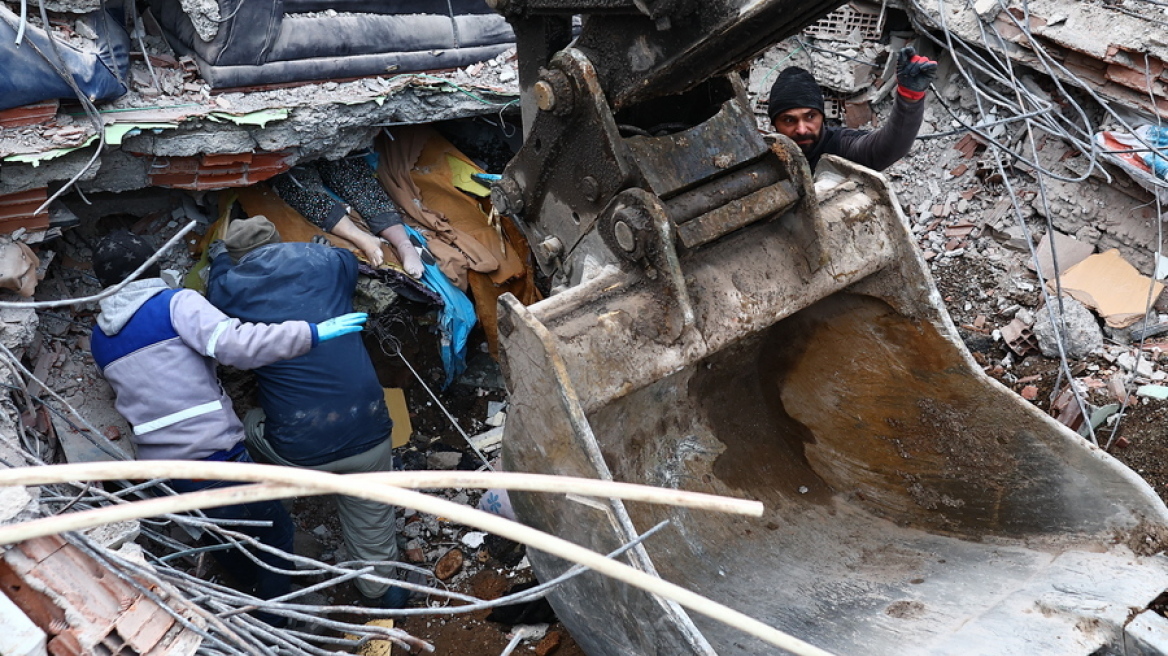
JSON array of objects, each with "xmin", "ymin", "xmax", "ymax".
[{"xmin": 92, "ymin": 279, "xmax": 315, "ymax": 461}]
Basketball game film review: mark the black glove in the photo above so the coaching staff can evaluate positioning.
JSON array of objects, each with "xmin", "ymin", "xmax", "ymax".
[
  {"xmin": 896, "ymin": 46, "xmax": 938, "ymax": 101},
  {"xmin": 311, "ymin": 233, "xmax": 331, "ymax": 246},
  {"xmin": 207, "ymin": 239, "xmax": 227, "ymax": 260}
]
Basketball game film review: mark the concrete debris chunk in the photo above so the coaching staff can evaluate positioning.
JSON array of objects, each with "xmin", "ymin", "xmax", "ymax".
[
  {"xmin": 1117, "ymin": 352, "xmax": 1155, "ymax": 378},
  {"xmin": 1029, "ymin": 231, "xmax": 1094, "ymax": 280},
  {"xmin": 0, "ymin": 307, "xmax": 38, "ymax": 353},
  {"xmin": 1032, "ymin": 296, "xmax": 1103, "ymax": 359},
  {"xmin": 0, "ymin": 485, "xmax": 35, "ymax": 523},
  {"xmin": 428, "ymin": 451, "xmax": 462, "ymax": 470},
  {"xmin": 461, "ymin": 531, "xmax": 487, "ymax": 549},
  {"xmin": 972, "ymin": 0, "xmax": 999, "ymax": 22},
  {"xmin": 1057, "ymin": 250, "xmax": 1164, "ymax": 328},
  {"xmin": 1137, "ymin": 385, "xmax": 1168, "ymax": 400},
  {"xmin": 82, "ymin": 519, "xmax": 141, "ymax": 550}
]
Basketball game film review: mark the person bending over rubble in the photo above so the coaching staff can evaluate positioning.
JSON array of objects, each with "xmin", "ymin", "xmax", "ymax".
[
  {"xmin": 767, "ymin": 46, "xmax": 938, "ymax": 172},
  {"xmin": 89, "ymin": 230, "xmax": 367, "ymax": 622},
  {"xmin": 205, "ymin": 215, "xmax": 417, "ymax": 609},
  {"xmin": 271, "ymin": 157, "xmax": 425, "ymax": 279}
]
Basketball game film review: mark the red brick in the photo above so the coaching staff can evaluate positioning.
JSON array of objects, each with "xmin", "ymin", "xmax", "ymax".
[
  {"xmin": 145, "ymin": 151, "xmax": 293, "ymax": 189},
  {"xmin": 0, "ymin": 187, "xmax": 51, "ymax": 233},
  {"xmin": 148, "ymin": 173, "xmax": 199, "ymax": 187},
  {"xmin": 535, "ymin": 631, "xmax": 563, "ymax": 656},
  {"xmin": 202, "ymin": 151, "xmax": 253, "ymax": 166},
  {"xmin": 1106, "ymin": 62, "xmax": 1168, "ymax": 92},
  {"xmin": 0, "ymin": 100, "xmax": 59, "ymax": 128}
]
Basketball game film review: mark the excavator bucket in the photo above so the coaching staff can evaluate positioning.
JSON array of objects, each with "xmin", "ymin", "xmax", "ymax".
[
  {"xmin": 487, "ymin": 4, "xmax": 1168, "ymax": 653},
  {"xmin": 497, "ymin": 155, "xmax": 1168, "ymax": 654}
]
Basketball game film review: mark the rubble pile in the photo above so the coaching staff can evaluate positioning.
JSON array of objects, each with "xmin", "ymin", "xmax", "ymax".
[
  {"xmin": 745, "ymin": 1, "xmax": 1168, "ymax": 504},
  {"xmin": 3, "ymin": 0, "xmax": 1168, "ymax": 652},
  {"xmin": 0, "ymin": 0, "xmax": 522, "ymax": 228}
]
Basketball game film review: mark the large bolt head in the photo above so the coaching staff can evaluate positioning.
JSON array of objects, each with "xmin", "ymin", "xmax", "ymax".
[
  {"xmin": 613, "ymin": 220, "xmax": 636, "ymax": 252},
  {"xmin": 536, "ymin": 69, "xmax": 574, "ymax": 116},
  {"xmin": 534, "ymin": 80, "xmax": 556, "ymax": 112},
  {"xmin": 539, "ymin": 236, "xmax": 564, "ymax": 258},
  {"xmin": 579, "ymin": 176, "xmax": 600, "ymax": 202}
]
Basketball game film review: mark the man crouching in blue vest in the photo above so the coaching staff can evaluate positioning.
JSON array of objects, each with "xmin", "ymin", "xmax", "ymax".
[{"xmin": 89, "ymin": 229, "xmax": 366, "ymax": 625}]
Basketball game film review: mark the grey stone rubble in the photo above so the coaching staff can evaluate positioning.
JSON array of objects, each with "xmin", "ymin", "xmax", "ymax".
[
  {"xmin": 742, "ymin": 2, "xmax": 1168, "ymax": 411},
  {"xmin": 0, "ymin": 0, "xmax": 521, "ymax": 196},
  {"xmin": 2, "ymin": 0, "xmax": 1168, "ymax": 647}
]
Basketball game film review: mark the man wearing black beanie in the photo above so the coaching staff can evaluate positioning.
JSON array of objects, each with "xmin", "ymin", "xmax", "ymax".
[{"xmin": 767, "ymin": 46, "xmax": 937, "ymax": 172}]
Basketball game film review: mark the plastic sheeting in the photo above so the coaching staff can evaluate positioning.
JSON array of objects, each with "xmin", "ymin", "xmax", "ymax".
[
  {"xmin": 1095, "ymin": 126, "xmax": 1168, "ymax": 204},
  {"xmin": 150, "ymin": 0, "xmax": 514, "ymax": 88},
  {"xmin": 0, "ymin": 5, "xmax": 129, "ymax": 111}
]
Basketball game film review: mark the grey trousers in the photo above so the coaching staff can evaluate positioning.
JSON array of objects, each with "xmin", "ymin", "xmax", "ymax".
[{"xmin": 245, "ymin": 409, "xmax": 400, "ymax": 599}]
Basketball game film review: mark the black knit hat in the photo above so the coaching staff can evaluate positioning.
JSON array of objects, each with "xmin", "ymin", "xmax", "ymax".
[
  {"xmin": 92, "ymin": 230, "xmax": 160, "ymax": 288},
  {"xmin": 767, "ymin": 67, "xmax": 825, "ymax": 122}
]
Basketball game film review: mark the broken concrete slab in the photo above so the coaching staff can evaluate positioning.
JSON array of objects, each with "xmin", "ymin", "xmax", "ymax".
[
  {"xmin": 1, "ymin": 68, "xmax": 520, "ymax": 200},
  {"xmin": 51, "ymin": 410, "xmax": 134, "ymax": 463},
  {"xmin": 912, "ymin": 0, "xmax": 1168, "ymax": 120},
  {"xmin": 0, "ymin": 306, "xmax": 38, "ymax": 352},
  {"xmin": 1057, "ymin": 249, "xmax": 1165, "ymax": 328},
  {"xmin": 0, "ymin": 592, "xmax": 45, "ymax": 656},
  {"xmin": 1126, "ymin": 609, "xmax": 1168, "ymax": 656},
  {"xmin": 1028, "ymin": 230, "xmax": 1094, "ymax": 280}
]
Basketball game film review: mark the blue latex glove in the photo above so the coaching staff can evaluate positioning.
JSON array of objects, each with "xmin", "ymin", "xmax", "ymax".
[
  {"xmin": 471, "ymin": 172, "xmax": 502, "ymax": 184},
  {"xmin": 314, "ymin": 312, "xmax": 368, "ymax": 343}
]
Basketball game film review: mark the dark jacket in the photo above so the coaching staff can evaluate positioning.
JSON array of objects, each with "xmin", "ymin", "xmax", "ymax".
[
  {"xmin": 806, "ymin": 94, "xmax": 926, "ymax": 172},
  {"xmin": 206, "ymin": 242, "xmax": 391, "ymax": 466}
]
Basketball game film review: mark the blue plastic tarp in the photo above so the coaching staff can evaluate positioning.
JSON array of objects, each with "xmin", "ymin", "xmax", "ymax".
[
  {"xmin": 0, "ymin": 5, "xmax": 130, "ymax": 111},
  {"xmin": 407, "ymin": 225, "xmax": 476, "ymax": 388}
]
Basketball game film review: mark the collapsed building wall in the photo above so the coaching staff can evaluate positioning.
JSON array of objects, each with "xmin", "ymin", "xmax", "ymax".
[
  {"xmin": 2, "ymin": 0, "xmax": 1168, "ymax": 652},
  {"xmin": 0, "ymin": 0, "xmax": 522, "ymax": 236}
]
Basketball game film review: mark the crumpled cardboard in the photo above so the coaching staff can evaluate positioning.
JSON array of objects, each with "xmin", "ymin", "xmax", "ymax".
[{"xmin": 1056, "ymin": 249, "xmax": 1163, "ymax": 328}]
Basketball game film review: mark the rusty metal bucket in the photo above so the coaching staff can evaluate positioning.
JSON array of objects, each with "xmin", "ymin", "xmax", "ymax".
[{"xmin": 496, "ymin": 157, "xmax": 1168, "ymax": 655}]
